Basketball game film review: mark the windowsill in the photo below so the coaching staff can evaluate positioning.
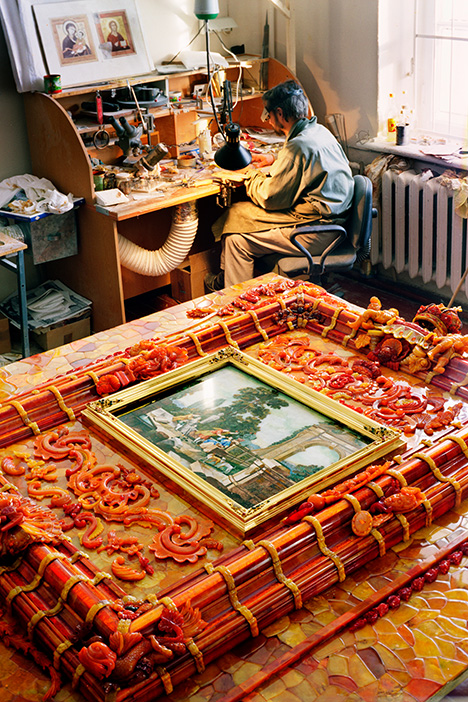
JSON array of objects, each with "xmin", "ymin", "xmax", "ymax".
[{"xmin": 353, "ymin": 136, "xmax": 468, "ymax": 173}]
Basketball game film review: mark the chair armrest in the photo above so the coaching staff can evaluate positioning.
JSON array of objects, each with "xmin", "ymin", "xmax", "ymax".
[
  {"xmin": 290, "ymin": 227, "xmax": 347, "ymax": 278},
  {"xmin": 318, "ymin": 231, "xmax": 348, "ymax": 267},
  {"xmin": 290, "ymin": 223, "xmax": 347, "ymax": 238}
]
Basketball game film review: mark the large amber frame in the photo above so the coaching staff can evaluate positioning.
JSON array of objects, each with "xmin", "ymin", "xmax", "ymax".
[{"xmin": 83, "ymin": 348, "xmax": 404, "ymax": 536}]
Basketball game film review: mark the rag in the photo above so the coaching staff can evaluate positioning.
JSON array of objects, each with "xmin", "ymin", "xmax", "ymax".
[{"xmin": 0, "ymin": 174, "xmax": 74, "ymax": 215}]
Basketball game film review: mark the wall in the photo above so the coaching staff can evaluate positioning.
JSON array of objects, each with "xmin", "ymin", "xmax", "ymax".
[
  {"xmin": 378, "ymin": 0, "xmax": 414, "ymax": 136},
  {"xmin": 229, "ymin": 0, "xmax": 379, "ymax": 144},
  {"xmin": 0, "ymin": 0, "xmax": 380, "ymax": 301},
  {"xmin": 0, "ymin": 24, "xmax": 36, "ymax": 301},
  {"xmin": 0, "ymin": 30, "xmax": 30, "ymax": 180}
]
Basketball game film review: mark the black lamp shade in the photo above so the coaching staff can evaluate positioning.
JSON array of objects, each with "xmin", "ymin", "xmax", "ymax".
[{"xmin": 214, "ymin": 123, "xmax": 252, "ymax": 171}]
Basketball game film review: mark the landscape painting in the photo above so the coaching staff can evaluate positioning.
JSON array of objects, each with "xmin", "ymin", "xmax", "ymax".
[{"xmin": 120, "ymin": 366, "xmax": 371, "ymax": 510}]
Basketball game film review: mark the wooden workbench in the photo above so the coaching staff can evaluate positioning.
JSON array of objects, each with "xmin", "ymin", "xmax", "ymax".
[{"xmin": 22, "ymin": 58, "xmax": 300, "ymax": 333}]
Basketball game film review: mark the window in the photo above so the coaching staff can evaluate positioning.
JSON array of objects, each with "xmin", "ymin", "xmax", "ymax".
[
  {"xmin": 415, "ymin": 0, "xmax": 468, "ymax": 138},
  {"xmin": 378, "ymin": 0, "xmax": 468, "ymax": 141}
]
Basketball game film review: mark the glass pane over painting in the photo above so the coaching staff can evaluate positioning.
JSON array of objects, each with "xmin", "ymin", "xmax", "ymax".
[{"xmin": 119, "ymin": 366, "xmax": 371, "ymax": 510}]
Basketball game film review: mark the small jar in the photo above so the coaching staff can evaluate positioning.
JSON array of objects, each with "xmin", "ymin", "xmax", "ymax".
[
  {"xmin": 198, "ymin": 128, "xmax": 212, "ymax": 155},
  {"xmin": 116, "ymin": 173, "xmax": 133, "ymax": 194},
  {"xmin": 104, "ymin": 172, "xmax": 116, "ymax": 190},
  {"xmin": 396, "ymin": 124, "xmax": 408, "ymax": 146},
  {"xmin": 93, "ymin": 171, "xmax": 105, "ymax": 191}
]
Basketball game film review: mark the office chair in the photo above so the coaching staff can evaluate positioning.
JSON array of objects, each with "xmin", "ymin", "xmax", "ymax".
[{"xmin": 258, "ymin": 174, "xmax": 377, "ymax": 284}]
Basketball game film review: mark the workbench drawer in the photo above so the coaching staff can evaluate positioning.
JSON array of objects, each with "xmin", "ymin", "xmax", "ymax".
[{"xmin": 20, "ymin": 210, "xmax": 78, "ymax": 264}]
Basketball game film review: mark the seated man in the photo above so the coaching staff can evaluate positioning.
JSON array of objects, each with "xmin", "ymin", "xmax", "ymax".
[{"xmin": 206, "ymin": 80, "xmax": 354, "ymax": 290}]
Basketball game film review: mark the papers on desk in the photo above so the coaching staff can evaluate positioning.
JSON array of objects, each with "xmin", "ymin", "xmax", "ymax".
[
  {"xmin": 154, "ymin": 64, "xmax": 190, "ymax": 74},
  {"xmin": 155, "ymin": 52, "xmax": 229, "ymax": 72},
  {"xmin": 179, "ymin": 50, "xmax": 229, "ymax": 70},
  {"xmin": 0, "ymin": 197, "xmax": 84, "ymax": 222},
  {"xmin": 215, "ymin": 171, "xmax": 249, "ymax": 182},
  {"xmin": 419, "ymin": 143, "xmax": 462, "ymax": 159},
  {"xmin": 0, "ymin": 174, "xmax": 74, "ymax": 216},
  {"xmin": 244, "ymin": 128, "xmax": 285, "ymax": 145},
  {"xmin": 95, "ymin": 189, "xmax": 129, "ymax": 207}
]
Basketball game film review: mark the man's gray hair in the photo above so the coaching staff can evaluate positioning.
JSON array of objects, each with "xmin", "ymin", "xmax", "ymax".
[{"xmin": 262, "ymin": 80, "xmax": 308, "ymax": 120}]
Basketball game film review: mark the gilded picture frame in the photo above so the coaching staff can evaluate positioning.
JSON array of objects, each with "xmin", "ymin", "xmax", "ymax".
[{"xmin": 83, "ymin": 349, "xmax": 404, "ymax": 536}]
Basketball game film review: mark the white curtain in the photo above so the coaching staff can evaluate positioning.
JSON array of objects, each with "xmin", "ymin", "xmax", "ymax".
[{"xmin": 0, "ymin": 0, "xmax": 52, "ymax": 92}]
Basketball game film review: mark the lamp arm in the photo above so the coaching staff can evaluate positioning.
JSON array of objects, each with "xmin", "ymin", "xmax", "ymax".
[
  {"xmin": 204, "ymin": 20, "xmax": 224, "ymax": 136},
  {"xmin": 218, "ymin": 80, "xmax": 234, "ymax": 127}
]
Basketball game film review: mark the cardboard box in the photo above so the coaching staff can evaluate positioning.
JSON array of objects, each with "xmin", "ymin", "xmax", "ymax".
[
  {"xmin": 171, "ymin": 248, "xmax": 220, "ymax": 302},
  {"xmin": 0, "ymin": 315, "xmax": 11, "ymax": 354},
  {"xmin": 33, "ymin": 316, "xmax": 91, "ymax": 351}
]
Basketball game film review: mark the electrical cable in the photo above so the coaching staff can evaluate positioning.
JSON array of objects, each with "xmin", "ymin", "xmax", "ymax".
[{"xmin": 212, "ymin": 30, "xmax": 243, "ymax": 108}]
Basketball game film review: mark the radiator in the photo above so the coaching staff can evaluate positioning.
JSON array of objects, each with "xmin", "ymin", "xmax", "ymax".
[{"xmin": 372, "ymin": 169, "xmax": 468, "ymax": 296}]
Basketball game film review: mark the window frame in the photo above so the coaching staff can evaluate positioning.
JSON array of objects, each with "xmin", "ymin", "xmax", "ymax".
[{"xmin": 378, "ymin": 0, "xmax": 468, "ymax": 141}]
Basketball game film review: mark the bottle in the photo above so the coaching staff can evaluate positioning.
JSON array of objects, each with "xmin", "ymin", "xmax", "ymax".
[
  {"xmin": 396, "ymin": 94, "xmax": 411, "ymax": 146},
  {"xmin": 396, "ymin": 108, "xmax": 409, "ymax": 146},
  {"xmin": 387, "ymin": 93, "xmax": 397, "ymax": 142}
]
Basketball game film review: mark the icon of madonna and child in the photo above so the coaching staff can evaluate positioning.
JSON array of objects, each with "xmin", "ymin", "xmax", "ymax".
[{"xmin": 61, "ymin": 19, "xmax": 93, "ymax": 59}]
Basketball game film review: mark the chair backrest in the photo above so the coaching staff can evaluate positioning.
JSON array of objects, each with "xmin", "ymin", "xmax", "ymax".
[{"xmin": 345, "ymin": 174, "xmax": 374, "ymax": 252}]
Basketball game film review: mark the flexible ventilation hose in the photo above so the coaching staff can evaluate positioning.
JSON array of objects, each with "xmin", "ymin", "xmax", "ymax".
[{"xmin": 118, "ymin": 201, "xmax": 199, "ymax": 277}]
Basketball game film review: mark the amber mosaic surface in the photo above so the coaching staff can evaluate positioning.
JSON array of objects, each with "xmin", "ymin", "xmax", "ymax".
[{"xmin": 1, "ymin": 275, "xmax": 468, "ymax": 702}]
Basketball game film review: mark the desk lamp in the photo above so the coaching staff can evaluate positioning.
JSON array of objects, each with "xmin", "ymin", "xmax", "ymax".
[{"xmin": 194, "ymin": 0, "xmax": 252, "ymax": 171}]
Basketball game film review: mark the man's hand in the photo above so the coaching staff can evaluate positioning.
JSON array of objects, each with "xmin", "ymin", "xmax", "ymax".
[
  {"xmin": 250, "ymin": 152, "xmax": 275, "ymax": 168},
  {"xmin": 215, "ymin": 172, "xmax": 248, "ymax": 188}
]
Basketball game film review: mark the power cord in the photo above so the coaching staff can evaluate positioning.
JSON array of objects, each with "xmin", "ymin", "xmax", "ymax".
[{"xmin": 212, "ymin": 30, "xmax": 243, "ymax": 109}]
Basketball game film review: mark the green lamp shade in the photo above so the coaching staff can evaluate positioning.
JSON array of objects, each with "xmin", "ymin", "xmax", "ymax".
[
  {"xmin": 214, "ymin": 123, "xmax": 252, "ymax": 171},
  {"xmin": 194, "ymin": 0, "xmax": 219, "ymax": 19}
]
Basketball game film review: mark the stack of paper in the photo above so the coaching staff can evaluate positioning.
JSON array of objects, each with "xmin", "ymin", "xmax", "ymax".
[{"xmin": 0, "ymin": 280, "xmax": 92, "ymax": 332}]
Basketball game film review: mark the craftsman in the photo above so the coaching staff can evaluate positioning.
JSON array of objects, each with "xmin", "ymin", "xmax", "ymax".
[{"xmin": 206, "ymin": 80, "xmax": 354, "ymax": 290}]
